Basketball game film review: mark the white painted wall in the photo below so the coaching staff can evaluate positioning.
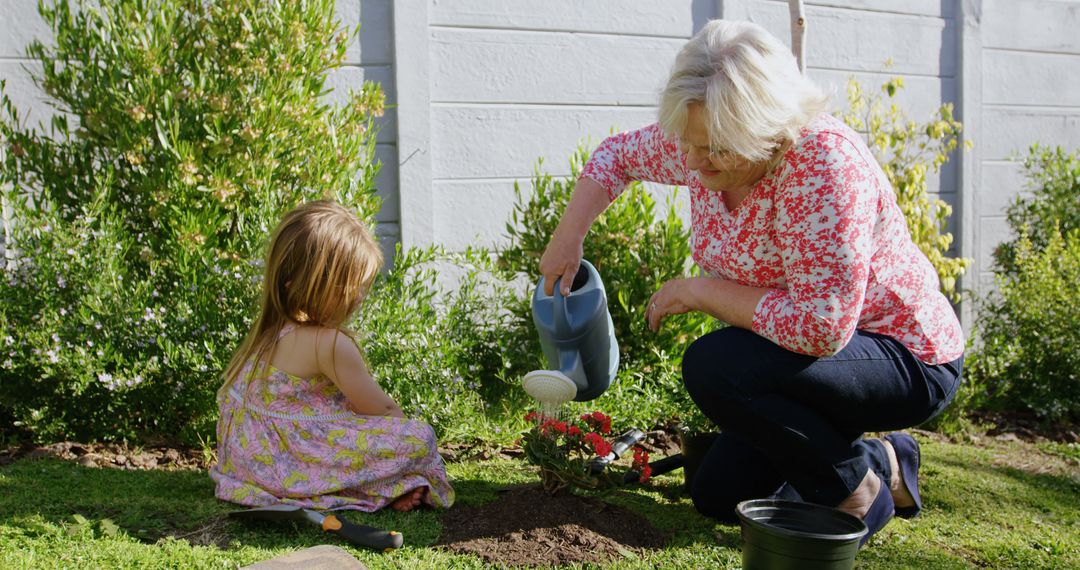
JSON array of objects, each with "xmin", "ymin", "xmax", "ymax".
[
  {"xmin": 396, "ymin": 0, "xmax": 967, "ymax": 254},
  {"xmin": 5, "ymin": 0, "xmax": 1080, "ymax": 318},
  {"xmin": 972, "ymin": 0, "xmax": 1080, "ymax": 293},
  {"xmin": 394, "ymin": 0, "xmax": 709, "ymax": 251},
  {"xmin": 0, "ymin": 1, "xmax": 53, "ymax": 128}
]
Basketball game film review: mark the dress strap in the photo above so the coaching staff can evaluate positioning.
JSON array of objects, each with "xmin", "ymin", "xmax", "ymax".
[{"xmin": 277, "ymin": 323, "xmax": 297, "ymax": 340}]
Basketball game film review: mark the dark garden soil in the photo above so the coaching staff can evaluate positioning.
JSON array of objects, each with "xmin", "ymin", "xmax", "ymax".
[
  {"xmin": 970, "ymin": 410, "xmax": 1080, "ymax": 444},
  {"xmin": 436, "ymin": 484, "xmax": 669, "ymax": 568}
]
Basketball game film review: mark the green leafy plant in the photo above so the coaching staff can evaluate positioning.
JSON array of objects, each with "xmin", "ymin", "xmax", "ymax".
[
  {"xmin": 839, "ymin": 75, "xmax": 971, "ymax": 300},
  {"xmin": 994, "ymin": 145, "xmax": 1080, "ymax": 275},
  {"xmin": 0, "ymin": 0, "xmax": 383, "ymax": 443},
  {"xmin": 967, "ymin": 227, "xmax": 1080, "ymax": 422},
  {"xmin": 498, "ymin": 147, "xmax": 714, "ymax": 433},
  {"xmin": 521, "ymin": 410, "xmax": 650, "ymax": 495},
  {"xmin": 357, "ymin": 245, "xmax": 531, "ymax": 440},
  {"xmin": 965, "ymin": 146, "xmax": 1080, "ymax": 425}
]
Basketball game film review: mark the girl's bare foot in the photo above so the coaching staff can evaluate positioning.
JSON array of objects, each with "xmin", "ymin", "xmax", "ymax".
[
  {"xmin": 389, "ymin": 486, "xmax": 428, "ymax": 512},
  {"xmin": 881, "ymin": 439, "xmax": 916, "ymax": 509}
]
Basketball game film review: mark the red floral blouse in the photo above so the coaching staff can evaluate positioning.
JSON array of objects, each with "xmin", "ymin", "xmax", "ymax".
[{"xmin": 581, "ymin": 114, "xmax": 964, "ymax": 365}]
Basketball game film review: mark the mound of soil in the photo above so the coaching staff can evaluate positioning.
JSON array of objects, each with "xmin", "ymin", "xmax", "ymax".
[
  {"xmin": 437, "ymin": 485, "xmax": 668, "ymax": 568},
  {"xmin": 0, "ymin": 441, "xmax": 209, "ymax": 470}
]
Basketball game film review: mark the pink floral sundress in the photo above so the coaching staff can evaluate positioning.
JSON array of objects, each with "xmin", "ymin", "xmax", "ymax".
[{"xmin": 210, "ymin": 326, "xmax": 455, "ymax": 512}]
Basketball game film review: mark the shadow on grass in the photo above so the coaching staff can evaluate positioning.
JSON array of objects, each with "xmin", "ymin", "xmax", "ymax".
[
  {"xmin": 0, "ymin": 458, "xmax": 445, "ymax": 552},
  {"xmin": 927, "ymin": 455, "xmax": 1080, "ymax": 517},
  {"xmin": 598, "ymin": 478, "xmax": 740, "ymax": 550}
]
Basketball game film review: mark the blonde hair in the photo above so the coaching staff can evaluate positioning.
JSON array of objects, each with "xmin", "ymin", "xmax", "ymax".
[
  {"xmin": 659, "ymin": 20, "xmax": 829, "ymax": 163},
  {"xmin": 220, "ymin": 200, "xmax": 383, "ymax": 396}
]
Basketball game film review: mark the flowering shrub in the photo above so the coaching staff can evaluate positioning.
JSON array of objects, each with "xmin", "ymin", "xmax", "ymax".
[
  {"xmin": 0, "ymin": 0, "xmax": 383, "ymax": 443},
  {"xmin": 521, "ymin": 411, "xmax": 651, "ymax": 495}
]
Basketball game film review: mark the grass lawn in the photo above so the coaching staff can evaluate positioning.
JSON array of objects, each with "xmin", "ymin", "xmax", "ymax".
[{"xmin": 0, "ymin": 434, "xmax": 1077, "ymax": 569}]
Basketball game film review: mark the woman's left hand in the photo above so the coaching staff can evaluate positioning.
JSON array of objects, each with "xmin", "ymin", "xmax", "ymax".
[{"xmin": 646, "ymin": 278, "xmax": 699, "ymax": 332}]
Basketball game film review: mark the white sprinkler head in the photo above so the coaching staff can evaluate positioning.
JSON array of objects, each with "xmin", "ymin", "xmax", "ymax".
[{"xmin": 522, "ymin": 369, "xmax": 577, "ymax": 406}]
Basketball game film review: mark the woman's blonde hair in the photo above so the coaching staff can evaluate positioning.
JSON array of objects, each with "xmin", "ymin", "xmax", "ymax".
[
  {"xmin": 219, "ymin": 200, "xmax": 383, "ymax": 396},
  {"xmin": 659, "ymin": 19, "xmax": 829, "ymax": 163}
]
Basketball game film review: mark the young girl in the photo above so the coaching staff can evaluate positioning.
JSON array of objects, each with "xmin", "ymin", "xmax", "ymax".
[{"xmin": 210, "ymin": 200, "xmax": 454, "ymax": 513}]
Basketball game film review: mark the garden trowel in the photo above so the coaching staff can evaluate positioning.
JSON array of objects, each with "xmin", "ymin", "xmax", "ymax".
[
  {"xmin": 587, "ymin": 428, "xmax": 687, "ymax": 482},
  {"xmin": 229, "ymin": 505, "xmax": 403, "ymax": 552}
]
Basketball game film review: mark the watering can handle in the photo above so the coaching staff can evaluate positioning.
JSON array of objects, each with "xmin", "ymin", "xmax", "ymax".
[{"xmin": 552, "ymin": 276, "xmax": 572, "ymax": 334}]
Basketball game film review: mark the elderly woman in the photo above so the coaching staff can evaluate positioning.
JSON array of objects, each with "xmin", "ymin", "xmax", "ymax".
[{"xmin": 539, "ymin": 20, "xmax": 963, "ymax": 545}]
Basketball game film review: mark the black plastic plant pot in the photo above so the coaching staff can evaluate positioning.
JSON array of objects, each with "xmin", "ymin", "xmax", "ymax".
[
  {"xmin": 680, "ymin": 431, "xmax": 719, "ymax": 493},
  {"xmin": 736, "ymin": 499, "xmax": 867, "ymax": 570}
]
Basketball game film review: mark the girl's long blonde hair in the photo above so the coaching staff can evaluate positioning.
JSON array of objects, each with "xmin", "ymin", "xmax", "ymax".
[{"xmin": 219, "ymin": 200, "xmax": 383, "ymax": 398}]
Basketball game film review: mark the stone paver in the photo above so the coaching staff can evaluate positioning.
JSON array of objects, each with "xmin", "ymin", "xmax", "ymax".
[{"xmin": 242, "ymin": 545, "xmax": 367, "ymax": 570}]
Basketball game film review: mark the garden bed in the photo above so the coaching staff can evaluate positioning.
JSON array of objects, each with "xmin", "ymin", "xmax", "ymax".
[{"xmin": 437, "ymin": 485, "xmax": 668, "ymax": 567}]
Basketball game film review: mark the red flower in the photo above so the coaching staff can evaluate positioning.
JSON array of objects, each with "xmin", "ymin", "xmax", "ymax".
[
  {"xmin": 584, "ymin": 432, "xmax": 612, "ymax": 457},
  {"xmin": 524, "ymin": 411, "xmax": 539, "ymax": 423},
  {"xmin": 538, "ymin": 419, "xmax": 557, "ymax": 435},
  {"xmin": 581, "ymin": 411, "xmax": 612, "ymax": 435},
  {"xmin": 568, "ymin": 425, "xmax": 582, "ymax": 437},
  {"xmin": 639, "ymin": 463, "xmax": 652, "ymax": 483},
  {"xmin": 632, "ymin": 446, "xmax": 650, "ymax": 469}
]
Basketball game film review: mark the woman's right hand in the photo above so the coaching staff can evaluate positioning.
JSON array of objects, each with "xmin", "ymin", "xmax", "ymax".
[
  {"xmin": 540, "ymin": 231, "xmax": 584, "ymax": 296},
  {"xmin": 538, "ymin": 177, "xmax": 611, "ymax": 296}
]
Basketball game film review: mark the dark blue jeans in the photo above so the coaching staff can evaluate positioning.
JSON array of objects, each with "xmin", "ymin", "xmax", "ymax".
[{"xmin": 681, "ymin": 327, "xmax": 962, "ymax": 522}]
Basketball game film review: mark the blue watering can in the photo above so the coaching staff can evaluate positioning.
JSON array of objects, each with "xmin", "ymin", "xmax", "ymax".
[{"xmin": 523, "ymin": 259, "xmax": 619, "ymax": 403}]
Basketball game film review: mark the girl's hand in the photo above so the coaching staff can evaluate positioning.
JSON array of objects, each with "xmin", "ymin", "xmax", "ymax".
[
  {"xmin": 539, "ymin": 231, "xmax": 584, "ymax": 297},
  {"xmin": 645, "ymin": 278, "xmax": 699, "ymax": 332}
]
